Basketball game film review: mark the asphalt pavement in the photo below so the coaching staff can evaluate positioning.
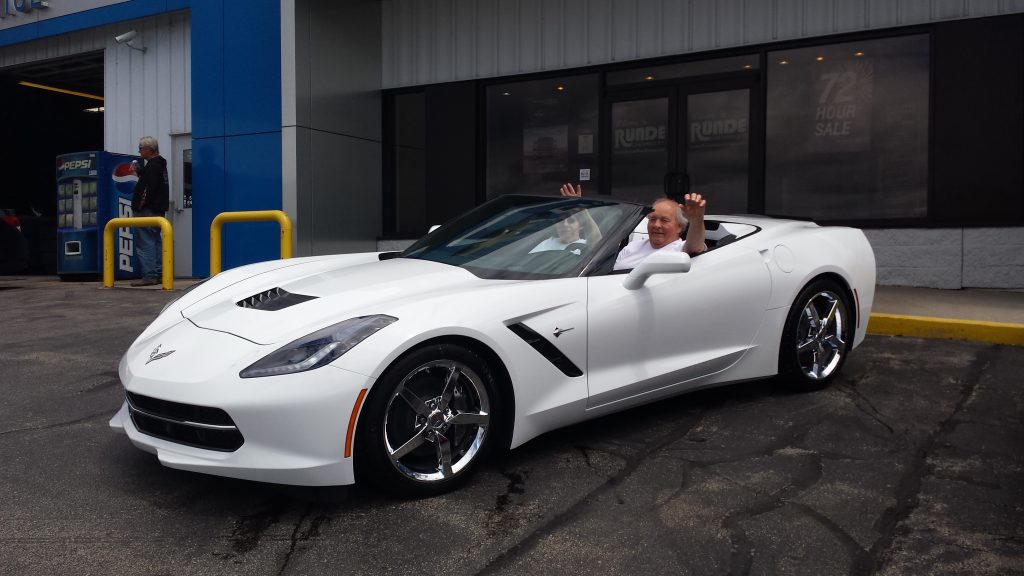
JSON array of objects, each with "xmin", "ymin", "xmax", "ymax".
[{"xmin": 0, "ymin": 275, "xmax": 1021, "ymax": 576}]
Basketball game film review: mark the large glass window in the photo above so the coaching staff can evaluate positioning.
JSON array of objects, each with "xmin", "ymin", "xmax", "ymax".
[
  {"xmin": 766, "ymin": 35, "xmax": 929, "ymax": 220},
  {"xmin": 390, "ymin": 92, "xmax": 427, "ymax": 234},
  {"xmin": 687, "ymin": 89, "xmax": 749, "ymax": 213},
  {"xmin": 610, "ymin": 97, "xmax": 670, "ymax": 203},
  {"xmin": 486, "ymin": 74, "xmax": 599, "ymax": 199}
]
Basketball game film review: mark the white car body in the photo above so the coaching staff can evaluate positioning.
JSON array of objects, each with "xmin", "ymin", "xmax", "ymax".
[{"xmin": 111, "ymin": 196, "xmax": 875, "ymax": 491}]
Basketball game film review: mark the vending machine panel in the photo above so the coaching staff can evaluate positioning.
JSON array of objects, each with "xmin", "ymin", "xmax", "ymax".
[{"xmin": 56, "ymin": 151, "xmax": 142, "ymax": 279}]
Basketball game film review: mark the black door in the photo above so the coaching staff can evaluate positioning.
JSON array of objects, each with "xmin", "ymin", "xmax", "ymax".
[{"xmin": 603, "ymin": 76, "xmax": 761, "ymax": 213}]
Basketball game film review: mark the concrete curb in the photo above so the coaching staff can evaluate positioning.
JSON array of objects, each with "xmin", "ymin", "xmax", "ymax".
[{"xmin": 868, "ymin": 313, "xmax": 1024, "ymax": 347}]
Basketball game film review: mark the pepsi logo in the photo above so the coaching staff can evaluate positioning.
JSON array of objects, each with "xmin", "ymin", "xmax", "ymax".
[
  {"xmin": 112, "ymin": 163, "xmax": 139, "ymax": 184},
  {"xmin": 59, "ymin": 159, "xmax": 93, "ymax": 171}
]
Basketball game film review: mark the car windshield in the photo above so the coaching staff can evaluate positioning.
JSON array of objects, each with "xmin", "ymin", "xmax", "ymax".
[{"xmin": 401, "ymin": 195, "xmax": 641, "ymax": 279}]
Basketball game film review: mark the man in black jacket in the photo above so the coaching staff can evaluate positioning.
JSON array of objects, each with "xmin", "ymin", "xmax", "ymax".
[{"xmin": 130, "ymin": 136, "xmax": 169, "ymax": 286}]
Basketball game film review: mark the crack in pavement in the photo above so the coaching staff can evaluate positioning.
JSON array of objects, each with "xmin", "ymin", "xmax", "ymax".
[
  {"xmin": 717, "ymin": 425, "xmax": 826, "ymax": 575},
  {"xmin": 836, "ymin": 378, "xmax": 899, "ymax": 437},
  {"xmin": 926, "ymin": 470, "xmax": 1004, "ymax": 491},
  {"xmin": 474, "ymin": 406, "xmax": 710, "ymax": 575},
  {"xmin": 0, "ymin": 411, "xmax": 111, "ymax": 436},
  {"xmin": 278, "ymin": 504, "xmax": 312, "ymax": 576},
  {"xmin": 573, "ymin": 444, "xmax": 596, "ymax": 471},
  {"xmin": 79, "ymin": 373, "xmax": 122, "ymax": 394},
  {"xmin": 659, "ymin": 405, "xmax": 842, "ymax": 466},
  {"xmin": 485, "ymin": 470, "xmax": 527, "ymax": 538},
  {"xmin": 866, "ymin": 346, "xmax": 995, "ymax": 575},
  {"xmin": 226, "ymin": 496, "xmax": 291, "ymax": 557}
]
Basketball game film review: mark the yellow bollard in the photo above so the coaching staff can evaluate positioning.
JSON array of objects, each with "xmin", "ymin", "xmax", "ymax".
[
  {"xmin": 209, "ymin": 210, "xmax": 293, "ymax": 275},
  {"xmin": 103, "ymin": 217, "xmax": 174, "ymax": 290}
]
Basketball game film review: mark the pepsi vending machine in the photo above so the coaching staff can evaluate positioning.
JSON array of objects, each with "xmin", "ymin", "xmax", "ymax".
[{"xmin": 56, "ymin": 151, "xmax": 142, "ymax": 279}]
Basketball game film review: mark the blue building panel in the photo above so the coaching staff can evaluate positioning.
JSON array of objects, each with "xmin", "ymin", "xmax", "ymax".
[
  {"xmin": 189, "ymin": 0, "xmax": 284, "ymax": 275},
  {"xmin": 223, "ymin": 0, "xmax": 282, "ymax": 136},
  {"xmin": 189, "ymin": 0, "xmax": 226, "ymax": 139},
  {"xmin": 190, "ymin": 137, "xmax": 225, "ymax": 277},
  {"xmin": 0, "ymin": 21, "xmax": 38, "ymax": 45},
  {"xmin": 221, "ymin": 132, "xmax": 283, "ymax": 271}
]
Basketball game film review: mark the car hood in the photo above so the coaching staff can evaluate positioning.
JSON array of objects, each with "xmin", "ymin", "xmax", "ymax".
[{"xmin": 182, "ymin": 257, "xmax": 510, "ymax": 344}]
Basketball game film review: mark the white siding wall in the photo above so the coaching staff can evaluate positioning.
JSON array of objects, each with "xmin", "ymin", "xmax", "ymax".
[
  {"xmin": 0, "ymin": 1, "xmax": 127, "ymax": 32},
  {"xmin": 382, "ymin": 0, "xmax": 1024, "ymax": 87},
  {"xmin": 0, "ymin": 12, "xmax": 191, "ymax": 155}
]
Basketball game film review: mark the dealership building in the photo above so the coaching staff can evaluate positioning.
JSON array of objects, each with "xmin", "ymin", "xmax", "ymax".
[{"xmin": 1, "ymin": 0, "xmax": 1021, "ymax": 288}]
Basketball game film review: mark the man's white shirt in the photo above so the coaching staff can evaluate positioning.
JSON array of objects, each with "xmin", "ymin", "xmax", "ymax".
[{"xmin": 613, "ymin": 237, "xmax": 684, "ymax": 270}]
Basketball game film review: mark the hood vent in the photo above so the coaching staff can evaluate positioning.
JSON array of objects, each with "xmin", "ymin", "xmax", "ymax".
[{"xmin": 236, "ymin": 287, "xmax": 317, "ymax": 311}]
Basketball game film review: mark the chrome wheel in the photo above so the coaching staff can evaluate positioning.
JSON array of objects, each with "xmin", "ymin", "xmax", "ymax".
[
  {"xmin": 794, "ymin": 289, "xmax": 848, "ymax": 380},
  {"xmin": 383, "ymin": 359, "xmax": 491, "ymax": 483}
]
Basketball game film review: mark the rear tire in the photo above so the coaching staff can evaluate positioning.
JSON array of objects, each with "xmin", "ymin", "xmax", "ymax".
[
  {"xmin": 778, "ymin": 279, "xmax": 852, "ymax": 391},
  {"xmin": 356, "ymin": 343, "xmax": 500, "ymax": 496}
]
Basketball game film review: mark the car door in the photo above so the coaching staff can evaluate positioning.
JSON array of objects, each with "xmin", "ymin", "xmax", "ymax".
[{"xmin": 585, "ymin": 244, "xmax": 771, "ymax": 410}]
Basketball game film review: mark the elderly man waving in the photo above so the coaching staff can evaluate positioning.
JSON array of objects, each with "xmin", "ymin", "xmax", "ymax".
[{"xmin": 559, "ymin": 183, "xmax": 706, "ymax": 270}]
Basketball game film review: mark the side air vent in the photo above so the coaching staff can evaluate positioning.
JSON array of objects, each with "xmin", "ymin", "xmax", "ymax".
[
  {"xmin": 507, "ymin": 323, "xmax": 583, "ymax": 377},
  {"xmin": 236, "ymin": 287, "xmax": 317, "ymax": 311}
]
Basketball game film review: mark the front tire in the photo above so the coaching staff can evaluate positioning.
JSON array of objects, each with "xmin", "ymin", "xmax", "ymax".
[
  {"xmin": 357, "ymin": 344, "xmax": 499, "ymax": 496},
  {"xmin": 779, "ymin": 279, "xmax": 852, "ymax": 391}
]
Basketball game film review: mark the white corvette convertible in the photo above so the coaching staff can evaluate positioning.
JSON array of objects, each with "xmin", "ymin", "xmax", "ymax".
[{"xmin": 110, "ymin": 195, "xmax": 875, "ymax": 495}]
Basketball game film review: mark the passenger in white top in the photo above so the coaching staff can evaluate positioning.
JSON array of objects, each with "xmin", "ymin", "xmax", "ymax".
[
  {"xmin": 558, "ymin": 183, "xmax": 706, "ymax": 270},
  {"xmin": 529, "ymin": 205, "xmax": 603, "ymax": 254}
]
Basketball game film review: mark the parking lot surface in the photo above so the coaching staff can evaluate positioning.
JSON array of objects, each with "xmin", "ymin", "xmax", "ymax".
[{"xmin": 1, "ymin": 277, "xmax": 1022, "ymax": 575}]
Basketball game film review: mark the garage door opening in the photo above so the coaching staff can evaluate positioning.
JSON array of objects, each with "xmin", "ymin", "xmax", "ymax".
[{"xmin": 0, "ymin": 52, "xmax": 103, "ymax": 274}]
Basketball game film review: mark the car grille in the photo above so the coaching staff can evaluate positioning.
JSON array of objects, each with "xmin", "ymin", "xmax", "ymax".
[{"xmin": 126, "ymin": 392, "xmax": 244, "ymax": 452}]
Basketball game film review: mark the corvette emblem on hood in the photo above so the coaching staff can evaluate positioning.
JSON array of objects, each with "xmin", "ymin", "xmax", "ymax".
[{"xmin": 146, "ymin": 345, "xmax": 176, "ymax": 365}]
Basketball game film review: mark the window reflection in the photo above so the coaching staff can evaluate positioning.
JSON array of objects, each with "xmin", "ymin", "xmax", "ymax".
[
  {"xmin": 486, "ymin": 75, "xmax": 599, "ymax": 199},
  {"xmin": 687, "ymin": 90, "xmax": 749, "ymax": 213},
  {"xmin": 610, "ymin": 97, "xmax": 669, "ymax": 203},
  {"xmin": 766, "ymin": 35, "xmax": 929, "ymax": 220}
]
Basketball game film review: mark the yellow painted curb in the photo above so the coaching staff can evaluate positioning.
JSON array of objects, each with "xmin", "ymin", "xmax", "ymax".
[{"xmin": 868, "ymin": 313, "xmax": 1024, "ymax": 347}]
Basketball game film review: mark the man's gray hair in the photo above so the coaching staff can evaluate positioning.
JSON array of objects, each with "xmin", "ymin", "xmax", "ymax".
[
  {"xmin": 138, "ymin": 136, "xmax": 160, "ymax": 153},
  {"xmin": 652, "ymin": 197, "xmax": 688, "ymax": 227}
]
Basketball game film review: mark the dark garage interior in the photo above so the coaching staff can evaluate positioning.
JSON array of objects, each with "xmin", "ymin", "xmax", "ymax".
[{"xmin": 0, "ymin": 52, "xmax": 103, "ymax": 274}]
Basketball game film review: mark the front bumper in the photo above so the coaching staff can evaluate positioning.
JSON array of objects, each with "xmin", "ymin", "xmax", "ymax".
[{"xmin": 109, "ymin": 320, "xmax": 374, "ymax": 486}]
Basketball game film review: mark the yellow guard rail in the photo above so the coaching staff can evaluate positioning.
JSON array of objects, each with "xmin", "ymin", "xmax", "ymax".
[
  {"xmin": 210, "ymin": 210, "xmax": 293, "ymax": 275},
  {"xmin": 103, "ymin": 217, "xmax": 174, "ymax": 290}
]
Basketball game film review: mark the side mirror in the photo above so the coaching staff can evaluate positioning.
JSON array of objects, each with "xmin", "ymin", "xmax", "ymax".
[{"xmin": 622, "ymin": 251, "xmax": 691, "ymax": 290}]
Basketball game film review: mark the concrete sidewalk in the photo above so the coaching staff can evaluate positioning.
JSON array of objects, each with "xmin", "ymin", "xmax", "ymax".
[{"xmin": 869, "ymin": 285, "xmax": 1024, "ymax": 346}]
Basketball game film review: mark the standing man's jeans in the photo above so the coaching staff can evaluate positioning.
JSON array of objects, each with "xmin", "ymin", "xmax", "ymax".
[{"xmin": 134, "ymin": 209, "xmax": 164, "ymax": 280}]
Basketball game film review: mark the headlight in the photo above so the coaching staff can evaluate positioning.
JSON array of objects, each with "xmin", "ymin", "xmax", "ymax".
[{"xmin": 239, "ymin": 315, "xmax": 397, "ymax": 378}]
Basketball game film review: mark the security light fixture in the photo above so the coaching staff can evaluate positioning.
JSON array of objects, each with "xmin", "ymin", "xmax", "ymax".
[{"xmin": 114, "ymin": 29, "xmax": 147, "ymax": 53}]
